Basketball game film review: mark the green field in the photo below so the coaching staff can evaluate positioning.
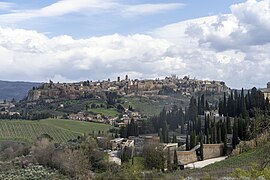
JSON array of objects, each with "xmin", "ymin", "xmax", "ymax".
[
  {"xmin": 121, "ymin": 96, "xmax": 188, "ymax": 116},
  {"xmin": 88, "ymin": 108, "xmax": 119, "ymax": 117},
  {"xmin": 0, "ymin": 119, "xmax": 112, "ymax": 143},
  {"xmin": 40, "ymin": 118, "xmax": 112, "ymax": 134}
]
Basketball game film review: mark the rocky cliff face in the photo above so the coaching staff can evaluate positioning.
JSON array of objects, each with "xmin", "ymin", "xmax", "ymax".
[
  {"xmin": 26, "ymin": 83, "xmax": 94, "ymax": 101},
  {"xmin": 27, "ymin": 90, "xmax": 41, "ymax": 101}
]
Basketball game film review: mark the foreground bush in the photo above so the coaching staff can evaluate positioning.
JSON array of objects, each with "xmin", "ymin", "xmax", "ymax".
[
  {"xmin": 0, "ymin": 165, "xmax": 68, "ymax": 180},
  {"xmin": 231, "ymin": 167, "xmax": 270, "ymax": 179}
]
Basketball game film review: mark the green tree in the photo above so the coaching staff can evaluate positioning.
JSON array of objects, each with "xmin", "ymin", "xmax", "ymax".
[
  {"xmin": 217, "ymin": 125, "xmax": 221, "ymax": 143},
  {"xmin": 213, "ymin": 124, "xmax": 217, "ymax": 144},
  {"xmin": 223, "ymin": 124, "xmax": 228, "ymax": 155},
  {"xmin": 232, "ymin": 118, "xmax": 239, "ymax": 149},
  {"xmin": 143, "ymin": 143, "xmax": 165, "ymax": 170},
  {"xmin": 167, "ymin": 148, "xmax": 172, "ymax": 171},
  {"xmin": 185, "ymin": 134, "xmax": 189, "ymax": 151},
  {"xmin": 199, "ymin": 135, "xmax": 204, "ymax": 160},
  {"xmin": 172, "ymin": 133, "xmax": 177, "ymax": 143},
  {"xmin": 173, "ymin": 150, "xmax": 178, "ymax": 170},
  {"xmin": 190, "ymin": 131, "xmax": 196, "ymax": 149}
]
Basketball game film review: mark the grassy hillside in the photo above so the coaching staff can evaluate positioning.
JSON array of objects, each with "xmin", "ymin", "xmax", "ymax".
[
  {"xmin": 167, "ymin": 142, "xmax": 270, "ymax": 179},
  {"xmin": 0, "ymin": 119, "xmax": 112, "ymax": 143},
  {"xmin": 0, "ymin": 80, "xmax": 41, "ymax": 100},
  {"xmin": 121, "ymin": 96, "xmax": 189, "ymax": 116}
]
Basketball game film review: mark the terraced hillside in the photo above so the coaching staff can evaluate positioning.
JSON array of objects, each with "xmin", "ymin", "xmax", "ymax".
[{"xmin": 0, "ymin": 119, "xmax": 112, "ymax": 142}]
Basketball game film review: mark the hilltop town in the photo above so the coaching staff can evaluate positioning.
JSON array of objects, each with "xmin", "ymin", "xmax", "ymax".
[{"xmin": 27, "ymin": 75, "xmax": 228, "ymax": 101}]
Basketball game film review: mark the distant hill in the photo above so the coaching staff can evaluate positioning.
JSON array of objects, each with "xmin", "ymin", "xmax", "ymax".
[{"xmin": 0, "ymin": 80, "xmax": 41, "ymax": 100}]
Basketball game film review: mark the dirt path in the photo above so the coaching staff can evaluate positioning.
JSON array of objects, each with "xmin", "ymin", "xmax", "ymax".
[{"xmin": 185, "ymin": 156, "xmax": 228, "ymax": 169}]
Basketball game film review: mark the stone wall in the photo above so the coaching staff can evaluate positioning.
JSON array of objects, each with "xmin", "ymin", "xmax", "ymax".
[
  {"xmin": 177, "ymin": 151, "xmax": 197, "ymax": 165},
  {"xmin": 233, "ymin": 131, "xmax": 270, "ymax": 155},
  {"xmin": 203, "ymin": 144, "xmax": 224, "ymax": 159}
]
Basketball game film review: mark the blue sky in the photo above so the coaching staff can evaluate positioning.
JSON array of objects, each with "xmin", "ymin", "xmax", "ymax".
[
  {"xmin": 0, "ymin": 0, "xmax": 246, "ymax": 38},
  {"xmin": 0, "ymin": 0, "xmax": 269, "ymax": 89}
]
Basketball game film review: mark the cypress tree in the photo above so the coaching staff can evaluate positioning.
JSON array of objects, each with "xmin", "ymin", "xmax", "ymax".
[
  {"xmin": 159, "ymin": 128, "xmax": 164, "ymax": 143},
  {"xmin": 221, "ymin": 122, "xmax": 225, "ymax": 142},
  {"xmin": 172, "ymin": 133, "xmax": 177, "ymax": 143},
  {"xmin": 200, "ymin": 135, "xmax": 204, "ymax": 160},
  {"xmin": 190, "ymin": 131, "xmax": 196, "ymax": 149},
  {"xmin": 197, "ymin": 117, "xmax": 202, "ymax": 134},
  {"xmin": 238, "ymin": 117, "xmax": 243, "ymax": 140},
  {"xmin": 217, "ymin": 125, "xmax": 222, "ymax": 143},
  {"xmin": 232, "ymin": 118, "xmax": 239, "ymax": 149},
  {"xmin": 223, "ymin": 92, "xmax": 227, "ymax": 115},
  {"xmin": 204, "ymin": 114, "xmax": 207, "ymax": 136},
  {"xmin": 226, "ymin": 115, "xmax": 232, "ymax": 134},
  {"xmin": 167, "ymin": 148, "xmax": 172, "ymax": 171},
  {"xmin": 119, "ymin": 126, "xmax": 127, "ymax": 138},
  {"xmin": 185, "ymin": 134, "xmax": 189, "ymax": 151},
  {"xmin": 206, "ymin": 128, "xmax": 209, "ymax": 144},
  {"xmin": 198, "ymin": 95, "xmax": 202, "ymax": 115},
  {"xmin": 213, "ymin": 124, "xmax": 217, "ymax": 144},
  {"xmin": 173, "ymin": 150, "xmax": 178, "ymax": 170},
  {"xmin": 223, "ymin": 124, "xmax": 228, "ymax": 155},
  {"xmin": 186, "ymin": 122, "xmax": 190, "ymax": 150},
  {"xmin": 205, "ymin": 100, "xmax": 210, "ymax": 111},
  {"xmin": 201, "ymin": 94, "xmax": 205, "ymax": 113}
]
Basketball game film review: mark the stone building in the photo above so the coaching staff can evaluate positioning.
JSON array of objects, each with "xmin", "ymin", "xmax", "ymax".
[{"xmin": 261, "ymin": 82, "xmax": 270, "ymax": 100}]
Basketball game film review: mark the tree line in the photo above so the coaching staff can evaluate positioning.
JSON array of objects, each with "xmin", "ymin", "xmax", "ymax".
[{"xmin": 218, "ymin": 88, "xmax": 270, "ymax": 118}]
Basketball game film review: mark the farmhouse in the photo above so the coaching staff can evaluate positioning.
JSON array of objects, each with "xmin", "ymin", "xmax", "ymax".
[{"xmin": 261, "ymin": 82, "xmax": 270, "ymax": 100}]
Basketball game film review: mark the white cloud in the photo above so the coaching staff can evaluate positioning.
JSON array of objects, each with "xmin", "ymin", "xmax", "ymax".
[
  {"xmin": 151, "ymin": 0, "xmax": 270, "ymax": 88},
  {"xmin": 0, "ymin": 0, "xmax": 184, "ymax": 23},
  {"xmin": 122, "ymin": 3, "xmax": 184, "ymax": 17},
  {"xmin": 0, "ymin": 2, "xmax": 14, "ymax": 10},
  {"xmin": 0, "ymin": 27, "xmax": 183, "ymax": 83},
  {"xmin": 185, "ymin": 0, "xmax": 270, "ymax": 51}
]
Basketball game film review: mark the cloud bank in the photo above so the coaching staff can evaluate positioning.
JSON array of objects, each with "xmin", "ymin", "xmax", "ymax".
[{"xmin": 0, "ymin": 0, "xmax": 270, "ymax": 89}]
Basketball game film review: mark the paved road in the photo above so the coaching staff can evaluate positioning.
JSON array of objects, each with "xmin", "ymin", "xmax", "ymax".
[{"xmin": 185, "ymin": 156, "xmax": 228, "ymax": 169}]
